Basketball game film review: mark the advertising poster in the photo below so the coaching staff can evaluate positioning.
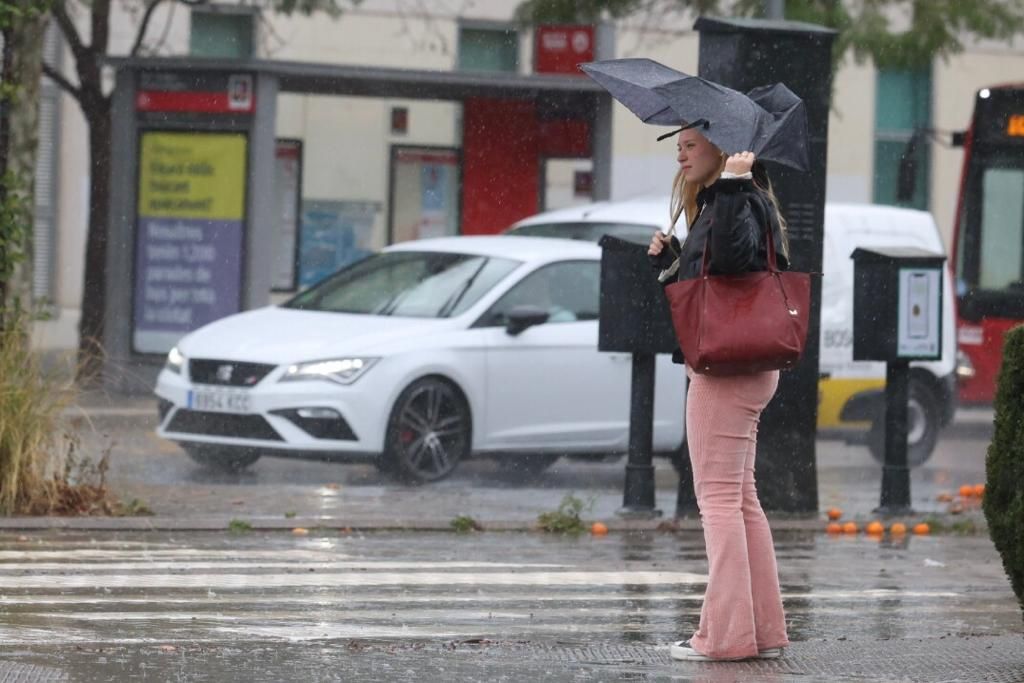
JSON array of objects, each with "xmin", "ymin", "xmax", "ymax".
[
  {"xmin": 132, "ymin": 131, "xmax": 247, "ymax": 354},
  {"xmin": 897, "ymin": 267, "xmax": 942, "ymax": 358},
  {"xmin": 298, "ymin": 200, "xmax": 378, "ymax": 288}
]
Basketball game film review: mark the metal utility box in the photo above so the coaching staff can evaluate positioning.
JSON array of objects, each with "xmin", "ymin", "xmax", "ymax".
[
  {"xmin": 597, "ymin": 234, "xmax": 677, "ymax": 519},
  {"xmin": 852, "ymin": 247, "xmax": 946, "ymax": 363},
  {"xmin": 597, "ymin": 235, "xmax": 677, "ymax": 355}
]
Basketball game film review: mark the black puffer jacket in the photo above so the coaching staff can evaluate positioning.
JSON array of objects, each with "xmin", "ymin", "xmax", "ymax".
[
  {"xmin": 650, "ymin": 176, "xmax": 790, "ymax": 364},
  {"xmin": 650, "ymin": 177, "xmax": 789, "ymax": 281}
]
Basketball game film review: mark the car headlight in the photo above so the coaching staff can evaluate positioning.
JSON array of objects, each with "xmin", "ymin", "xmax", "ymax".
[
  {"xmin": 165, "ymin": 346, "xmax": 184, "ymax": 374},
  {"xmin": 280, "ymin": 357, "xmax": 379, "ymax": 385}
]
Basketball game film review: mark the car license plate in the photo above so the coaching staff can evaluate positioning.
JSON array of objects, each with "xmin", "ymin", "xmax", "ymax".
[{"xmin": 188, "ymin": 388, "xmax": 252, "ymax": 414}]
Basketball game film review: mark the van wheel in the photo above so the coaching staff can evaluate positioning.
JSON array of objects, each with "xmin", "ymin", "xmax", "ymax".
[{"xmin": 868, "ymin": 378, "xmax": 941, "ymax": 468}]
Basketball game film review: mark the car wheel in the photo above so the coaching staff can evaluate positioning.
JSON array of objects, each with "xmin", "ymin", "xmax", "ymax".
[
  {"xmin": 496, "ymin": 454, "xmax": 560, "ymax": 477},
  {"xmin": 868, "ymin": 378, "xmax": 941, "ymax": 468},
  {"xmin": 183, "ymin": 444, "xmax": 261, "ymax": 473},
  {"xmin": 383, "ymin": 377, "xmax": 471, "ymax": 483}
]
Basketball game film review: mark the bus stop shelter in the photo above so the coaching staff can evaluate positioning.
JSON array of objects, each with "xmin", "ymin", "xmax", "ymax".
[{"xmin": 102, "ymin": 55, "xmax": 613, "ymax": 393}]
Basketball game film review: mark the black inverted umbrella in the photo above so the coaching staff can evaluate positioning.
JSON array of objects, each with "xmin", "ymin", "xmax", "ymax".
[{"xmin": 580, "ymin": 58, "xmax": 810, "ymax": 171}]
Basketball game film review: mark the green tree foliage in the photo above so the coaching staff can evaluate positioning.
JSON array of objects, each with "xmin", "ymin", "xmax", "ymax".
[
  {"xmin": 0, "ymin": 1, "xmax": 48, "ymax": 316},
  {"xmin": 983, "ymin": 325, "xmax": 1024, "ymax": 622},
  {"xmin": 515, "ymin": 0, "xmax": 1024, "ymax": 70}
]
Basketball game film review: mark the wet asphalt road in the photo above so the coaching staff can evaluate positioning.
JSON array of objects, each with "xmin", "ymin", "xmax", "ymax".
[
  {"xmin": 68, "ymin": 406, "xmax": 994, "ymax": 522},
  {"xmin": 3, "ymin": 409, "xmax": 1019, "ymax": 681},
  {"xmin": 0, "ymin": 529, "xmax": 1021, "ymax": 681}
]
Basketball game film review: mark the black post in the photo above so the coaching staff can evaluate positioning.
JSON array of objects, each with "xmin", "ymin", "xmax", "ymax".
[
  {"xmin": 620, "ymin": 352, "xmax": 662, "ymax": 518},
  {"xmin": 674, "ymin": 447, "xmax": 699, "ymax": 518},
  {"xmin": 695, "ymin": 17, "xmax": 836, "ymax": 513},
  {"xmin": 877, "ymin": 360, "xmax": 914, "ymax": 515},
  {"xmin": 597, "ymin": 236, "xmax": 676, "ymax": 520}
]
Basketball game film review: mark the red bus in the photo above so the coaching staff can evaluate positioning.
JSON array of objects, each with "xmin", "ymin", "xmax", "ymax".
[{"xmin": 951, "ymin": 84, "xmax": 1024, "ymax": 404}]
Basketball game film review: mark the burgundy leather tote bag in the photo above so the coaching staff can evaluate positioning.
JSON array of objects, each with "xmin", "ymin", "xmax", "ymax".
[{"xmin": 664, "ymin": 222, "xmax": 811, "ymax": 376}]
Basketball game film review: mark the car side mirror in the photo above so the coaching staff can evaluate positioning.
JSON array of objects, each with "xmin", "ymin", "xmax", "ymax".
[{"xmin": 506, "ymin": 306, "xmax": 549, "ymax": 336}]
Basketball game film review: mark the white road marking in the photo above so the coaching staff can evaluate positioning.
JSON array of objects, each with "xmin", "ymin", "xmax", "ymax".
[
  {"xmin": 0, "ymin": 570, "xmax": 707, "ymax": 589},
  {"xmin": 0, "ymin": 560, "xmax": 570, "ymax": 571}
]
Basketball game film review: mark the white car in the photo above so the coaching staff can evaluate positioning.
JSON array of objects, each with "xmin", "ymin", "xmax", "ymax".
[
  {"xmin": 154, "ymin": 236, "xmax": 686, "ymax": 481},
  {"xmin": 510, "ymin": 198, "xmax": 959, "ymax": 467}
]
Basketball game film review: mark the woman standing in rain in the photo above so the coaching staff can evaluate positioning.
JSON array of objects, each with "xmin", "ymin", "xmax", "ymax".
[{"xmin": 648, "ymin": 121, "xmax": 791, "ymax": 662}]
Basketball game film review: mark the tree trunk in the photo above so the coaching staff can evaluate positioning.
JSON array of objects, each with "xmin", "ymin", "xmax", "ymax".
[{"xmin": 76, "ymin": 96, "xmax": 111, "ymax": 382}]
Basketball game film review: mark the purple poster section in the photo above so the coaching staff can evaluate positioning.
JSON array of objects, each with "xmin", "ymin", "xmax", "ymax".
[{"xmin": 132, "ymin": 217, "xmax": 243, "ymax": 354}]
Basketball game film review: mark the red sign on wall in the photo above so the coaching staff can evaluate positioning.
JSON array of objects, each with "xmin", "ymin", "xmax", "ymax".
[
  {"xmin": 136, "ymin": 73, "xmax": 255, "ymax": 114},
  {"xmin": 534, "ymin": 25, "xmax": 594, "ymax": 76}
]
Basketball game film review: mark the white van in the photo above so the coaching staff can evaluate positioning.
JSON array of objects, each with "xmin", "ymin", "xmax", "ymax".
[{"xmin": 508, "ymin": 198, "xmax": 958, "ymax": 466}]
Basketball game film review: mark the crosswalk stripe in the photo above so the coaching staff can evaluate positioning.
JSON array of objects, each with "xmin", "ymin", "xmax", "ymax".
[
  {"xmin": 0, "ymin": 561, "xmax": 570, "ymax": 571},
  {"xmin": 1, "ymin": 537, "xmax": 1005, "ymax": 649},
  {"xmin": 0, "ymin": 589, "xmax": 965, "ymax": 607},
  {"xmin": 0, "ymin": 570, "xmax": 708, "ymax": 589}
]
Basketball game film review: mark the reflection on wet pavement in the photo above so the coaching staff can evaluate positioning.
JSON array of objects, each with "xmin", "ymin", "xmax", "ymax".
[{"xmin": 0, "ymin": 530, "xmax": 1020, "ymax": 681}]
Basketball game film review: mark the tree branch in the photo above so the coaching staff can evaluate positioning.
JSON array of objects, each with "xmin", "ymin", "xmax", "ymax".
[
  {"xmin": 51, "ymin": 2, "xmax": 88, "ymax": 65},
  {"xmin": 91, "ymin": 0, "xmax": 111, "ymax": 54},
  {"xmin": 131, "ymin": 0, "xmax": 166, "ymax": 56},
  {"xmin": 41, "ymin": 61, "xmax": 82, "ymax": 102}
]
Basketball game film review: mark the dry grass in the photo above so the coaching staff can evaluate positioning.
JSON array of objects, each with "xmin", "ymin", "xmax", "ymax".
[{"xmin": 0, "ymin": 313, "xmax": 119, "ymax": 516}]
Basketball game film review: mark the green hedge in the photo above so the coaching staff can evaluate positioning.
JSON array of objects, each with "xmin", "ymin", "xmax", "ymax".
[{"xmin": 983, "ymin": 325, "xmax": 1024, "ymax": 621}]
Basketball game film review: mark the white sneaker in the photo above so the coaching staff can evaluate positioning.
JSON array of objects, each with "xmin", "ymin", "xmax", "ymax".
[
  {"xmin": 670, "ymin": 640, "xmax": 784, "ymax": 662},
  {"xmin": 670, "ymin": 640, "xmax": 714, "ymax": 662}
]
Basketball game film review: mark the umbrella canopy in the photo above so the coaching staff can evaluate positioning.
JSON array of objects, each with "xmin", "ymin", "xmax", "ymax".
[{"xmin": 580, "ymin": 58, "xmax": 809, "ymax": 171}]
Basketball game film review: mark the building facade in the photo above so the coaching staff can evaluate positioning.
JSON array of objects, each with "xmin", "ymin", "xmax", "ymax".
[{"xmin": 31, "ymin": 0, "xmax": 1024, "ymax": 351}]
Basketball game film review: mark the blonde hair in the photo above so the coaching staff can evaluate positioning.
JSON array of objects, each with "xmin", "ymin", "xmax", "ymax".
[{"xmin": 667, "ymin": 154, "xmax": 789, "ymax": 259}]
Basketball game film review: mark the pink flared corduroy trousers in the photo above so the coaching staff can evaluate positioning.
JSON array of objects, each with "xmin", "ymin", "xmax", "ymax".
[{"xmin": 684, "ymin": 368, "xmax": 790, "ymax": 660}]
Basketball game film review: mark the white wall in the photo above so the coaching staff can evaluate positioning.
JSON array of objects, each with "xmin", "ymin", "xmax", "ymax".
[
  {"xmin": 610, "ymin": 27, "xmax": 699, "ymax": 203},
  {"xmin": 826, "ymin": 57, "xmax": 875, "ymax": 205}
]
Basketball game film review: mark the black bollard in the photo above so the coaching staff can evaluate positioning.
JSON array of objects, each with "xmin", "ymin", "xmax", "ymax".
[
  {"xmin": 876, "ymin": 360, "xmax": 914, "ymax": 515},
  {"xmin": 674, "ymin": 438, "xmax": 699, "ymax": 518},
  {"xmin": 619, "ymin": 352, "xmax": 662, "ymax": 518}
]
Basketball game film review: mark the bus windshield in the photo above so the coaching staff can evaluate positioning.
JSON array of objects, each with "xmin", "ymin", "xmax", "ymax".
[{"xmin": 957, "ymin": 147, "xmax": 1024, "ymax": 294}]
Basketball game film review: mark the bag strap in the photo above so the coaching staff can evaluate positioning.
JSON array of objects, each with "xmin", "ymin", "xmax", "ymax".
[{"xmin": 699, "ymin": 192, "xmax": 780, "ymax": 276}]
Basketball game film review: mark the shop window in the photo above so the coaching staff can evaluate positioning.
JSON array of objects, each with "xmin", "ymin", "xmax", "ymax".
[
  {"xmin": 190, "ymin": 8, "xmax": 254, "ymax": 59},
  {"xmin": 458, "ymin": 27, "xmax": 518, "ymax": 73},
  {"xmin": 873, "ymin": 67, "xmax": 931, "ymax": 210}
]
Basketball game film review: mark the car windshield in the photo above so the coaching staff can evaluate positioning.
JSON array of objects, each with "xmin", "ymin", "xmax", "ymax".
[
  {"xmin": 283, "ymin": 251, "xmax": 521, "ymax": 318},
  {"xmin": 508, "ymin": 221, "xmax": 657, "ymax": 245}
]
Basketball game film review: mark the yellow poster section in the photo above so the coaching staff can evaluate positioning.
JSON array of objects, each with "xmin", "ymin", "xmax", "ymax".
[{"xmin": 138, "ymin": 132, "xmax": 247, "ymax": 221}]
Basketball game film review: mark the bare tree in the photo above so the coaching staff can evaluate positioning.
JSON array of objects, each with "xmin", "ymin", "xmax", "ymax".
[{"xmin": 40, "ymin": 0, "xmax": 359, "ymax": 380}]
